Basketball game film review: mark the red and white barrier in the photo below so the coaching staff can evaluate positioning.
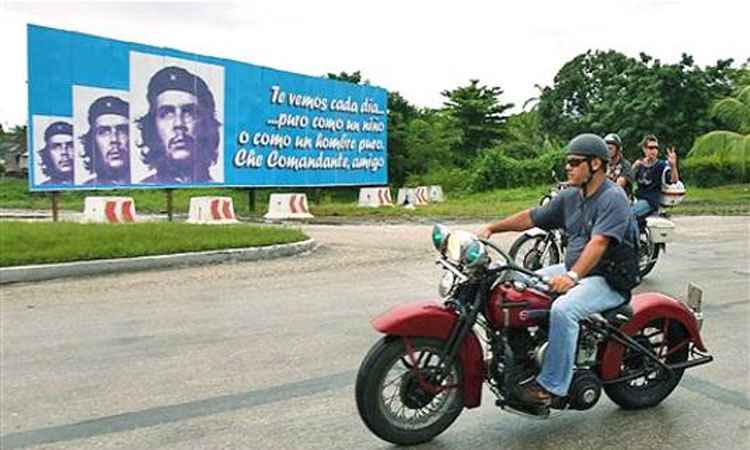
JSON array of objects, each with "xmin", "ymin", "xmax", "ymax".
[
  {"xmin": 264, "ymin": 193, "xmax": 314, "ymax": 220},
  {"xmin": 83, "ymin": 197, "xmax": 137, "ymax": 224},
  {"xmin": 187, "ymin": 197, "xmax": 239, "ymax": 224},
  {"xmin": 429, "ymin": 185, "xmax": 445, "ymax": 202},
  {"xmin": 414, "ymin": 186, "xmax": 430, "ymax": 206},
  {"xmin": 358, "ymin": 187, "xmax": 393, "ymax": 208}
]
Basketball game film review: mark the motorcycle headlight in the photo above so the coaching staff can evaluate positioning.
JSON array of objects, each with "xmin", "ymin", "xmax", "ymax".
[
  {"xmin": 462, "ymin": 239, "xmax": 488, "ymax": 269},
  {"xmin": 432, "ymin": 224, "xmax": 450, "ymax": 253}
]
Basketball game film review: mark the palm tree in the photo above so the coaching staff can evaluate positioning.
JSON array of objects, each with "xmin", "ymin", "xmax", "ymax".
[{"xmin": 688, "ymin": 72, "xmax": 750, "ymax": 175}]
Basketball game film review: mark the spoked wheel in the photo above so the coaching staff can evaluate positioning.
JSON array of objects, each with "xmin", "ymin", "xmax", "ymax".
[
  {"xmin": 509, "ymin": 234, "xmax": 560, "ymax": 271},
  {"xmin": 604, "ymin": 319, "xmax": 690, "ymax": 409},
  {"xmin": 355, "ymin": 337, "xmax": 464, "ymax": 445},
  {"xmin": 638, "ymin": 227, "xmax": 660, "ymax": 278}
]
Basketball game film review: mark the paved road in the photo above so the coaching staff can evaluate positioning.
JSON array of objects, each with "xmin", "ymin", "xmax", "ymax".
[{"xmin": 1, "ymin": 216, "xmax": 748, "ymax": 450}]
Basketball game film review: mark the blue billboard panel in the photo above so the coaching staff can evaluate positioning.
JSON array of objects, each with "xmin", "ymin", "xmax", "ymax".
[{"xmin": 27, "ymin": 25, "xmax": 388, "ymax": 191}]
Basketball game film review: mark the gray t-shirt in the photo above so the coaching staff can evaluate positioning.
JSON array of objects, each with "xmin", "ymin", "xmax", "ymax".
[{"xmin": 530, "ymin": 179, "xmax": 632, "ymax": 270}]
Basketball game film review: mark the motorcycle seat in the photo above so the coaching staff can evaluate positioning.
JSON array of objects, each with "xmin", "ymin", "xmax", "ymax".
[{"xmin": 602, "ymin": 303, "xmax": 633, "ymax": 323}]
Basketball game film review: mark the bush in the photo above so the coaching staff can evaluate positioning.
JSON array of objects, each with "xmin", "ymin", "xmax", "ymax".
[
  {"xmin": 682, "ymin": 156, "xmax": 749, "ymax": 187},
  {"xmin": 466, "ymin": 148, "xmax": 566, "ymax": 192},
  {"xmin": 405, "ymin": 166, "xmax": 472, "ymax": 193}
]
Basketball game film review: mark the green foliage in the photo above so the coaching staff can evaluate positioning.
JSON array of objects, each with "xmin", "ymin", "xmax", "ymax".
[
  {"xmin": 442, "ymin": 79, "xmax": 514, "ymax": 160},
  {"xmin": 682, "ymin": 155, "xmax": 750, "ymax": 187},
  {"xmin": 0, "ymin": 221, "xmax": 308, "ymax": 267},
  {"xmin": 686, "ymin": 72, "xmax": 750, "ymax": 186},
  {"xmin": 466, "ymin": 148, "xmax": 566, "ymax": 192},
  {"xmin": 538, "ymin": 50, "xmax": 737, "ymax": 161},
  {"xmin": 496, "ymin": 110, "xmax": 562, "ymax": 160},
  {"xmin": 405, "ymin": 166, "xmax": 472, "ymax": 194}
]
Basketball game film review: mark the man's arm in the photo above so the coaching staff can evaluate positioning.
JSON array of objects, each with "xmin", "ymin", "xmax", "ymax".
[
  {"xmin": 548, "ymin": 235, "xmax": 610, "ymax": 293},
  {"xmin": 477, "ymin": 209, "xmax": 534, "ymax": 239}
]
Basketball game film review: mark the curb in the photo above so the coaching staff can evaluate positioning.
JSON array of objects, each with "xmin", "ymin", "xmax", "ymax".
[{"xmin": 0, "ymin": 239, "xmax": 318, "ymax": 285}]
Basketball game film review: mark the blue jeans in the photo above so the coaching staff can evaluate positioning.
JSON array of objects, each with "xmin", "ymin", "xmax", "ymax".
[
  {"xmin": 534, "ymin": 264, "xmax": 626, "ymax": 396},
  {"xmin": 631, "ymin": 199, "xmax": 653, "ymax": 218}
]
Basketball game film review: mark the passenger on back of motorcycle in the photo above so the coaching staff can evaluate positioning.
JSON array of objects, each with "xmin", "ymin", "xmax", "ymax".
[
  {"xmin": 477, "ymin": 133, "xmax": 636, "ymax": 406},
  {"xmin": 631, "ymin": 134, "xmax": 680, "ymax": 218},
  {"xmin": 604, "ymin": 133, "xmax": 634, "ymax": 197}
]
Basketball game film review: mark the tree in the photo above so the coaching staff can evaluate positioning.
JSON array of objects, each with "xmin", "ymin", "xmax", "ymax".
[
  {"xmin": 441, "ymin": 79, "xmax": 513, "ymax": 162},
  {"xmin": 689, "ymin": 72, "xmax": 750, "ymax": 178},
  {"xmin": 403, "ymin": 110, "xmax": 462, "ymax": 176},
  {"xmin": 326, "ymin": 70, "xmax": 367, "ymax": 85},
  {"xmin": 386, "ymin": 91, "xmax": 419, "ymax": 187},
  {"xmin": 538, "ymin": 50, "xmax": 737, "ymax": 160}
]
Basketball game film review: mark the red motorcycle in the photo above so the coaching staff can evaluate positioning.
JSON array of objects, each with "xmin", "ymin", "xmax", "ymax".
[{"xmin": 355, "ymin": 225, "xmax": 712, "ymax": 445}]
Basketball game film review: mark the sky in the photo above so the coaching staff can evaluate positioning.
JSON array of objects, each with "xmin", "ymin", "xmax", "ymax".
[{"xmin": 1, "ymin": 0, "xmax": 748, "ymax": 129}]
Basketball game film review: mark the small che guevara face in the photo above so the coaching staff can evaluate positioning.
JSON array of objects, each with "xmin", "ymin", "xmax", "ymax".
[
  {"xmin": 94, "ymin": 113, "xmax": 129, "ymax": 170},
  {"xmin": 46, "ymin": 134, "xmax": 74, "ymax": 174},
  {"xmin": 155, "ymin": 90, "xmax": 200, "ymax": 163}
]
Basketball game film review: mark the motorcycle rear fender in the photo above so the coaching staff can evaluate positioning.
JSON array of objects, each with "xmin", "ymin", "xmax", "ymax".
[
  {"xmin": 599, "ymin": 292, "xmax": 707, "ymax": 380},
  {"xmin": 371, "ymin": 300, "xmax": 485, "ymax": 408}
]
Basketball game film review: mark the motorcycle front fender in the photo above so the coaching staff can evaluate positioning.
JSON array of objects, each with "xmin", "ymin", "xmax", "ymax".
[
  {"xmin": 371, "ymin": 300, "xmax": 485, "ymax": 408},
  {"xmin": 522, "ymin": 227, "xmax": 549, "ymax": 238},
  {"xmin": 599, "ymin": 292, "xmax": 708, "ymax": 381}
]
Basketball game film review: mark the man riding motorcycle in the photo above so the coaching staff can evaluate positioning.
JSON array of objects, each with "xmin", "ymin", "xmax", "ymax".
[
  {"xmin": 478, "ymin": 133, "xmax": 639, "ymax": 405},
  {"xmin": 604, "ymin": 133, "xmax": 634, "ymax": 196},
  {"xmin": 632, "ymin": 134, "xmax": 680, "ymax": 218}
]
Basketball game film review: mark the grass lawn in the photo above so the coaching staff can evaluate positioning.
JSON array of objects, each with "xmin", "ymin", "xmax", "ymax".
[
  {"xmin": 1, "ymin": 177, "xmax": 747, "ymax": 218},
  {"xmin": 0, "ymin": 221, "xmax": 308, "ymax": 267}
]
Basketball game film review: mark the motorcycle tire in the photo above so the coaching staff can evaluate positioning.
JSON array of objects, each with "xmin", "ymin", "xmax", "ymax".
[
  {"xmin": 509, "ymin": 233, "xmax": 561, "ymax": 271},
  {"xmin": 355, "ymin": 336, "xmax": 464, "ymax": 446},
  {"xmin": 638, "ymin": 228, "xmax": 661, "ymax": 278},
  {"xmin": 604, "ymin": 319, "xmax": 689, "ymax": 410}
]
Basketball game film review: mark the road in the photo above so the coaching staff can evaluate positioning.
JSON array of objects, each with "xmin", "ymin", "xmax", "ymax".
[{"xmin": 1, "ymin": 216, "xmax": 748, "ymax": 450}]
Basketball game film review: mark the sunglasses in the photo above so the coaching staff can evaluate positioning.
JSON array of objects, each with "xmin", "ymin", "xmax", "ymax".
[
  {"xmin": 646, "ymin": 145, "xmax": 659, "ymax": 150},
  {"xmin": 566, "ymin": 157, "xmax": 588, "ymax": 167}
]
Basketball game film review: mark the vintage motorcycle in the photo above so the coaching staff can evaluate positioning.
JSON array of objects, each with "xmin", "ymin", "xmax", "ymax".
[
  {"xmin": 509, "ymin": 177, "xmax": 679, "ymax": 278},
  {"xmin": 355, "ymin": 225, "xmax": 711, "ymax": 445}
]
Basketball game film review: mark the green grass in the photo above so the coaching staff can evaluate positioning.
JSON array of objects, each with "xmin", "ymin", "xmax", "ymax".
[
  {"xmin": 1, "ymin": 177, "xmax": 747, "ymax": 218},
  {"xmin": 0, "ymin": 221, "xmax": 308, "ymax": 267}
]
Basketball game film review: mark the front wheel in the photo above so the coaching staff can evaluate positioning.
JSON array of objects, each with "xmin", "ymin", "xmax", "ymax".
[
  {"xmin": 509, "ymin": 233, "xmax": 561, "ymax": 271},
  {"xmin": 355, "ymin": 336, "xmax": 464, "ymax": 445},
  {"xmin": 604, "ymin": 319, "xmax": 689, "ymax": 409},
  {"xmin": 639, "ymin": 227, "xmax": 661, "ymax": 278}
]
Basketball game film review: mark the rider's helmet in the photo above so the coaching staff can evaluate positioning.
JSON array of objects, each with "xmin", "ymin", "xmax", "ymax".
[
  {"xmin": 604, "ymin": 133, "xmax": 622, "ymax": 149},
  {"xmin": 566, "ymin": 133, "xmax": 609, "ymax": 162}
]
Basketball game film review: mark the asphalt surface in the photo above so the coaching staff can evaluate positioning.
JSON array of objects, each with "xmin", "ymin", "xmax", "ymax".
[{"xmin": 1, "ymin": 216, "xmax": 748, "ymax": 450}]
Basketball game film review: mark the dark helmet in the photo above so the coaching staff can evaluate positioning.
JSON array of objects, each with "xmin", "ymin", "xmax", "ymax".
[
  {"xmin": 566, "ymin": 133, "xmax": 609, "ymax": 162},
  {"xmin": 604, "ymin": 133, "xmax": 622, "ymax": 149}
]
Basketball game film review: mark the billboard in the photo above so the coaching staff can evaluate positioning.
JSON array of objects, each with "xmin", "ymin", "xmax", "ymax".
[{"xmin": 27, "ymin": 25, "xmax": 388, "ymax": 191}]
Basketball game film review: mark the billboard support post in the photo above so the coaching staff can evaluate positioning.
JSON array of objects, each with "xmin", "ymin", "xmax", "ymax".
[
  {"xmin": 51, "ymin": 192, "xmax": 59, "ymax": 222},
  {"xmin": 165, "ymin": 189, "xmax": 173, "ymax": 222}
]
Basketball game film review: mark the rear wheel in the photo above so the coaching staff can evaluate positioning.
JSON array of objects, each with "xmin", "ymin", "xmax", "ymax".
[
  {"xmin": 509, "ymin": 234, "xmax": 561, "ymax": 271},
  {"xmin": 355, "ymin": 337, "xmax": 464, "ymax": 445},
  {"xmin": 604, "ymin": 319, "xmax": 690, "ymax": 409}
]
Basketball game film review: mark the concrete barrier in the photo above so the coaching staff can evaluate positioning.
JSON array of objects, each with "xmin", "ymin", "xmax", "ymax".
[
  {"xmin": 414, "ymin": 186, "xmax": 430, "ymax": 206},
  {"xmin": 83, "ymin": 197, "xmax": 137, "ymax": 223},
  {"xmin": 358, "ymin": 187, "xmax": 393, "ymax": 208},
  {"xmin": 187, "ymin": 197, "xmax": 239, "ymax": 224},
  {"xmin": 264, "ymin": 193, "xmax": 314, "ymax": 220},
  {"xmin": 429, "ymin": 185, "xmax": 445, "ymax": 202}
]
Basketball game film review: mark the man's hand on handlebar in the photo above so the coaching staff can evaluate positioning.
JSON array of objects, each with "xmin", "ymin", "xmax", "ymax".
[
  {"xmin": 476, "ymin": 225, "xmax": 493, "ymax": 240},
  {"xmin": 548, "ymin": 274, "xmax": 576, "ymax": 294}
]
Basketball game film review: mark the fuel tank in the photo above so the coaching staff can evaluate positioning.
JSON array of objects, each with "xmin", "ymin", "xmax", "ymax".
[{"xmin": 486, "ymin": 281, "xmax": 553, "ymax": 329}]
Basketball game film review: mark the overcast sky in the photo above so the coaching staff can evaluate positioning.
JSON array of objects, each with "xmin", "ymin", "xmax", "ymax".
[{"xmin": 1, "ymin": 0, "xmax": 747, "ymax": 128}]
